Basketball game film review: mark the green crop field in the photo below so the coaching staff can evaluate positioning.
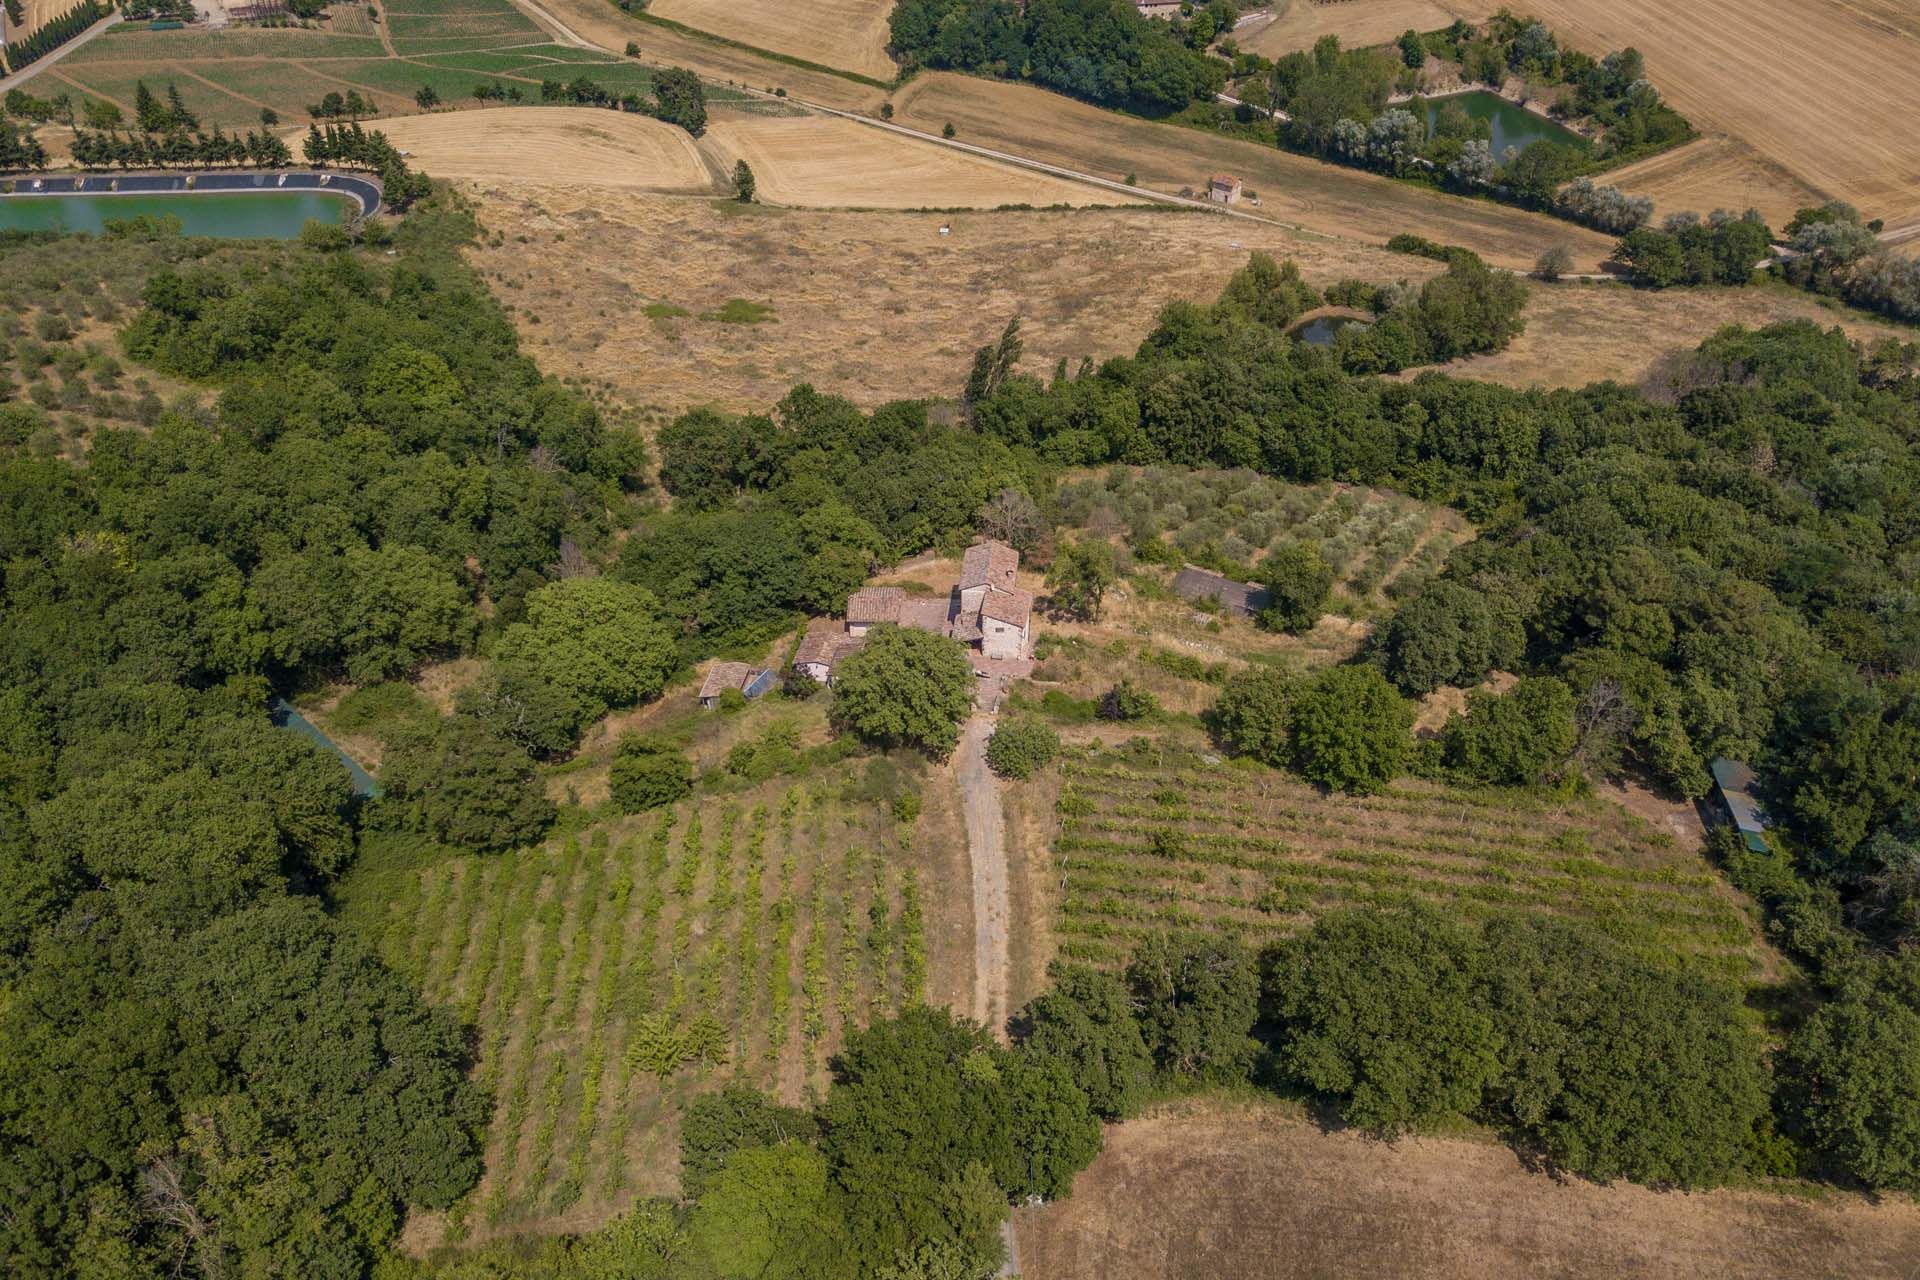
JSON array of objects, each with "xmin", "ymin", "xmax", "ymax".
[
  {"xmin": 47, "ymin": 0, "xmax": 739, "ymax": 138},
  {"xmin": 341, "ymin": 777, "xmax": 931, "ymax": 1235},
  {"xmin": 1051, "ymin": 739, "xmax": 1762, "ymax": 981}
]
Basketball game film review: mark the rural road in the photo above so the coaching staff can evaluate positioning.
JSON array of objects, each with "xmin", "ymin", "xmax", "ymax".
[
  {"xmin": 955, "ymin": 714, "xmax": 1011, "ymax": 1039},
  {"xmin": 0, "ymin": 11, "xmax": 121, "ymax": 95}
]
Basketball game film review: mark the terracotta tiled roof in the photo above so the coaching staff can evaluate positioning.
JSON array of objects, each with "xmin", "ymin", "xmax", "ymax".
[
  {"xmin": 959, "ymin": 540, "xmax": 1020, "ymax": 592},
  {"xmin": 981, "ymin": 586, "xmax": 1032, "ymax": 628},
  {"xmin": 793, "ymin": 625, "xmax": 840, "ymax": 666},
  {"xmin": 698, "ymin": 661, "xmax": 754, "ymax": 700},
  {"xmin": 846, "ymin": 587, "xmax": 905, "ymax": 624},
  {"xmin": 898, "ymin": 597, "xmax": 955, "ymax": 634}
]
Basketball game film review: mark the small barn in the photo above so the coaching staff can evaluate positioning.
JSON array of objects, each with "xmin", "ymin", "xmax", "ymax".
[
  {"xmin": 1710, "ymin": 758, "xmax": 1770, "ymax": 852},
  {"xmin": 793, "ymin": 626, "xmax": 866, "ymax": 684},
  {"xmin": 1172, "ymin": 565, "xmax": 1270, "ymax": 618},
  {"xmin": 698, "ymin": 661, "xmax": 775, "ymax": 708},
  {"xmin": 979, "ymin": 587, "xmax": 1033, "ymax": 661},
  {"xmin": 845, "ymin": 587, "xmax": 905, "ymax": 636},
  {"xmin": 1207, "ymin": 174, "xmax": 1244, "ymax": 205}
]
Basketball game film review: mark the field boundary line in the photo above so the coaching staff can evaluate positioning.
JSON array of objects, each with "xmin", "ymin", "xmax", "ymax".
[{"xmin": 628, "ymin": 10, "xmax": 895, "ymax": 90}]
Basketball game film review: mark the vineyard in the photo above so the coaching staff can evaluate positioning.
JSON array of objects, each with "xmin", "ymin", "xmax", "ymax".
[
  {"xmin": 1055, "ymin": 467, "xmax": 1472, "ymax": 615},
  {"xmin": 1052, "ymin": 740, "xmax": 1763, "ymax": 981},
  {"xmin": 341, "ymin": 776, "xmax": 930, "ymax": 1237}
]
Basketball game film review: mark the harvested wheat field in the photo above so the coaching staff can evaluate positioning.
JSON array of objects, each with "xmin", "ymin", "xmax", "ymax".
[
  {"xmin": 889, "ymin": 72, "xmax": 1614, "ymax": 270},
  {"xmin": 1604, "ymin": 135, "xmax": 1827, "ymax": 231},
  {"xmin": 1238, "ymin": 0, "xmax": 1468, "ymax": 60},
  {"xmin": 539, "ymin": 0, "xmax": 884, "ymax": 112},
  {"xmin": 1518, "ymin": 0, "xmax": 1920, "ymax": 236},
  {"xmin": 459, "ymin": 186, "xmax": 1445, "ymax": 415},
  {"xmin": 1437, "ymin": 280, "xmax": 1914, "ymax": 391},
  {"xmin": 704, "ymin": 114, "xmax": 1125, "ymax": 209},
  {"xmin": 647, "ymin": 0, "xmax": 897, "ymax": 80},
  {"xmin": 373, "ymin": 109, "xmax": 718, "ymax": 191},
  {"xmin": 1018, "ymin": 1101, "xmax": 1920, "ymax": 1280}
]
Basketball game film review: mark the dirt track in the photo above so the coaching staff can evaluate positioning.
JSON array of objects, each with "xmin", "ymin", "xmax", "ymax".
[
  {"xmin": 955, "ymin": 716, "xmax": 1010, "ymax": 1037},
  {"xmin": 1020, "ymin": 1101, "xmax": 1920, "ymax": 1280}
]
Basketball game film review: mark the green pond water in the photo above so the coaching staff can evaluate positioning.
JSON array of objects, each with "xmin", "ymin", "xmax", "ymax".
[
  {"xmin": 1424, "ymin": 90, "xmax": 1584, "ymax": 160},
  {"xmin": 0, "ymin": 190, "xmax": 353, "ymax": 238},
  {"xmin": 1294, "ymin": 314, "xmax": 1370, "ymax": 347}
]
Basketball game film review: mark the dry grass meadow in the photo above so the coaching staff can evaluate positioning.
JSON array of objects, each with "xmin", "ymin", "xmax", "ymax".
[
  {"xmin": 457, "ymin": 187, "xmax": 1449, "ymax": 416},
  {"xmin": 1237, "ymin": 0, "xmax": 1466, "ymax": 60},
  {"xmin": 1518, "ymin": 0, "xmax": 1920, "ymax": 236},
  {"xmin": 375, "ymin": 108, "xmax": 720, "ymax": 190},
  {"xmin": 888, "ymin": 72, "xmax": 1617, "ymax": 271},
  {"xmin": 703, "ymin": 114, "xmax": 1125, "ymax": 209},
  {"xmin": 1016, "ymin": 1100, "xmax": 1920, "ymax": 1280},
  {"xmin": 1601, "ymin": 135, "xmax": 1827, "ymax": 231},
  {"xmin": 645, "ymin": 0, "xmax": 897, "ymax": 80}
]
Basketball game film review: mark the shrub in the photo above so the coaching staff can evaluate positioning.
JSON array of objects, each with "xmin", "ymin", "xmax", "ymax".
[
  {"xmin": 985, "ymin": 716, "xmax": 1059, "ymax": 779},
  {"xmin": 610, "ymin": 735, "xmax": 692, "ymax": 813},
  {"xmin": 1290, "ymin": 665, "xmax": 1412, "ymax": 795},
  {"xmin": 1125, "ymin": 933, "xmax": 1260, "ymax": 1084},
  {"xmin": 1096, "ymin": 679, "xmax": 1157, "ymax": 722},
  {"xmin": 1442, "ymin": 676, "xmax": 1578, "ymax": 787},
  {"xmin": 1209, "ymin": 668, "xmax": 1299, "ymax": 766}
]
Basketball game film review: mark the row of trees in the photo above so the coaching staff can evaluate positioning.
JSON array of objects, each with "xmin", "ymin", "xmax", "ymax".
[
  {"xmin": 888, "ymin": 0, "xmax": 1228, "ymax": 115},
  {"xmin": 301, "ymin": 122, "xmax": 430, "ymax": 207},
  {"xmin": 0, "ymin": 119, "xmax": 49, "ymax": 171},
  {"xmin": 1776, "ymin": 201, "xmax": 1920, "ymax": 324},
  {"xmin": 68, "ymin": 124, "xmax": 293, "ymax": 170},
  {"xmin": 1607, "ymin": 208, "xmax": 1773, "ymax": 287},
  {"xmin": 2, "ymin": 0, "xmax": 107, "ymax": 70}
]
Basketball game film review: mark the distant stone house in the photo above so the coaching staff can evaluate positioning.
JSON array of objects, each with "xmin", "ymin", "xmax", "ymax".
[
  {"xmin": 1136, "ymin": 0, "xmax": 1181, "ymax": 17},
  {"xmin": 697, "ymin": 661, "xmax": 775, "ymax": 708},
  {"xmin": 1172, "ymin": 565, "xmax": 1270, "ymax": 618},
  {"xmin": 979, "ymin": 586, "xmax": 1034, "ymax": 660},
  {"xmin": 1208, "ymin": 174, "xmax": 1244, "ymax": 205},
  {"xmin": 793, "ymin": 624, "xmax": 865, "ymax": 685},
  {"xmin": 1710, "ymin": 758, "xmax": 1771, "ymax": 853}
]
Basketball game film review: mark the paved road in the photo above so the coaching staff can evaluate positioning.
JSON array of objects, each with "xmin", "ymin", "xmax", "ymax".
[{"xmin": 0, "ymin": 11, "xmax": 121, "ymax": 95}]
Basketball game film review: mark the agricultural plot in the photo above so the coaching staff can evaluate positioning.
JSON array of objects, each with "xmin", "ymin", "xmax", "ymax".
[
  {"xmin": 1050, "ymin": 741, "xmax": 1762, "ymax": 980},
  {"xmin": 1236, "ymin": 0, "xmax": 1468, "ymax": 60},
  {"xmin": 1060, "ymin": 467, "xmax": 1472, "ymax": 614},
  {"xmin": 644, "ymin": 0, "xmax": 898, "ymax": 81},
  {"xmin": 344, "ymin": 778, "xmax": 931, "ymax": 1236},
  {"xmin": 373, "ymin": 107, "xmax": 717, "ymax": 190},
  {"xmin": 48, "ymin": 0, "xmax": 747, "ymax": 136}
]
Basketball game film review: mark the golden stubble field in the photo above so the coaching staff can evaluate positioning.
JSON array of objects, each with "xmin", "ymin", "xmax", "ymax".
[
  {"xmin": 646, "ymin": 0, "xmax": 896, "ymax": 80},
  {"xmin": 703, "ymin": 114, "xmax": 1127, "ymax": 209},
  {"xmin": 888, "ymin": 72, "xmax": 1616, "ymax": 271},
  {"xmin": 375, "ymin": 108, "xmax": 721, "ymax": 190},
  {"xmin": 1018, "ymin": 1101, "xmax": 1920, "ymax": 1280},
  {"xmin": 1237, "ymin": 0, "xmax": 1469, "ymax": 60},
  {"xmin": 459, "ymin": 187, "xmax": 1448, "ymax": 416},
  {"xmin": 1519, "ymin": 0, "xmax": 1920, "ymax": 235}
]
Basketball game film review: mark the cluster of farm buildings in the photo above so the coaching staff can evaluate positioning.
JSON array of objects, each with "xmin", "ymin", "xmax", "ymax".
[{"xmin": 697, "ymin": 539, "xmax": 1034, "ymax": 707}]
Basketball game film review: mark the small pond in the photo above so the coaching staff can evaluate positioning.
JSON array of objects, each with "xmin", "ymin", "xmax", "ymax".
[
  {"xmin": 1423, "ymin": 90, "xmax": 1585, "ymax": 160},
  {"xmin": 0, "ymin": 190, "xmax": 354, "ymax": 239},
  {"xmin": 1293, "ymin": 314, "xmax": 1371, "ymax": 347}
]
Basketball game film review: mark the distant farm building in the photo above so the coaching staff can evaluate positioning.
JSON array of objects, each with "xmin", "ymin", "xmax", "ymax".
[
  {"xmin": 1207, "ymin": 174, "xmax": 1244, "ymax": 204},
  {"xmin": 794, "ymin": 538, "xmax": 1035, "ymax": 681},
  {"xmin": 1172, "ymin": 565, "xmax": 1270, "ymax": 618},
  {"xmin": 697, "ymin": 661, "xmax": 775, "ymax": 708},
  {"xmin": 1710, "ymin": 758, "xmax": 1771, "ymax": 852},
  {"xmin": 1136, "ymin": 0, "xmax": 1182, "ymax": 16}
]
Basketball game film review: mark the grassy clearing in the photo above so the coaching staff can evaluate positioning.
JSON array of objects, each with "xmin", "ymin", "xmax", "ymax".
[
  {"xmin": 1048, "ymin": 738, "xmax": 1762, "ymax": 981},
  {"xmin": 342, "ymin": 763, "xmax": 934, "ymax": 1237}
]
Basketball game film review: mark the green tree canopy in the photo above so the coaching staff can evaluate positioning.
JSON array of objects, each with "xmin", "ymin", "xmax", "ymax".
[
  {"xmin": 830, "ymin": 626, "xmax": 977, "ymax": 758},
  {"xmin": 1124, "ymin": 933, "xmax": 1260, "ymax": 1083},
  {"xmin": 1290, "ymin": 664, "xmax": 1412, "ymax": 794},
  {"xmin": 1258, "ymin": 540, "xmax": 1334, "ymax": 634}
]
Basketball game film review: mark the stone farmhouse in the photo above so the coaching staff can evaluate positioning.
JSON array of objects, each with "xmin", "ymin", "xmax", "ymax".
[
  {"xmin": 794, "ymin": 539, "xmax": 1035, "ymax": 683},
  {"xmin": 696, "ymin": 661, "xmax": 775, "ymax": 708}
]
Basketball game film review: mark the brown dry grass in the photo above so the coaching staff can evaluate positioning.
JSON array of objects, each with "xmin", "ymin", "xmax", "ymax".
[
  {"xmin": 1016, "ymin": 1099, "xmax": 1920, "ymax": 1280},
  {"xmin": 889, "ymin": 71, "xmax": 1617, "ymax": 271},
  {"xmin": 646, "ymin": 0, "xmax": 896, "ymax": 80},
  {"xmin": 456, "ymin": 185, "xmax": 1447, "ymax": 416},
  {"xmin": 373, "ymin": 108, "xmax": 719, "ymax": 190},
  {"xmin": 1517, "ymin": 0, "xmax": 1920, "ymax": 236},
  {"xmin": 1237, "ymin": 0, "xmax": 1465, "ymax": 59},
  {"xmin": 537, "ymin": 0, "xmax": 884, "ymax": 111},
  {"xmin": 1603, "ymin": 135, "xmax": 1826, "ymax": 230},
  {"xmin": 703, "ymin": 114, "xmax": 1124, "ymax": 209},
  {"xmin": 1434, "ymin": 279, "xmax": 1916, "ymax": 390}
]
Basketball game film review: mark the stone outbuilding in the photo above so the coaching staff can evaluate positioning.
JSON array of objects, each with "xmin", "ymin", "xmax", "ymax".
[{"xmin": 697, "ymin": 661, "xmax": 775, "ymax": 708}]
